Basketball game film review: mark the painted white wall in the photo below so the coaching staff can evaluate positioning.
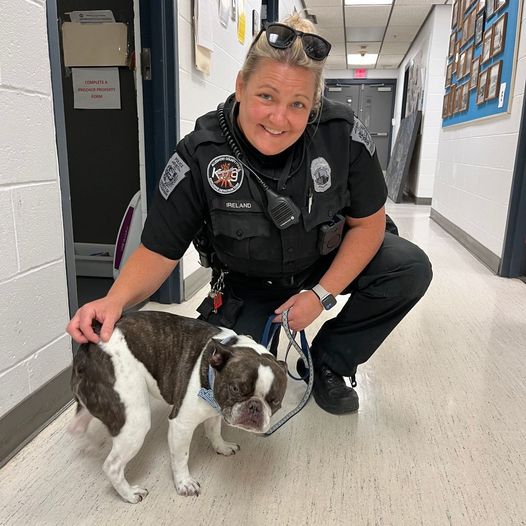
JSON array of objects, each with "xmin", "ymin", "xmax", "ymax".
[
  {"xmin": 432, "ymin": 1, "xmax": 526, "ymax": 258},
  {"xmin": 393, "ymin": 5, "xmax": 452, "ymax": 199},
  {"xmin": 177, "ymin": 0, "xmax": 303, "ymax": 279},
  {"xmin": 0, "ymin": 0, "xmax": 71, "ymax": 417}
]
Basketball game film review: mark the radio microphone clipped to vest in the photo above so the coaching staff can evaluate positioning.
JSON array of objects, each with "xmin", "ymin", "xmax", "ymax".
[{"xmin": 217, "ymin": 103, "xmax": 301, "ymax": 230}]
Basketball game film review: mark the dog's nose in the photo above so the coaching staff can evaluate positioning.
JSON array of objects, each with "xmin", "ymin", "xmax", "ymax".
[{"xmin": 248, "ymin": 399, "xmax": 262, "ymax": 415}]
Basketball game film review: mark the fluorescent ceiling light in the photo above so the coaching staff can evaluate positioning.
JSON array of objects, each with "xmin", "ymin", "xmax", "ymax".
[
  {"xmin": 347, "ymin": 53, "xmax": 378, "ymax": 65},
  {"xmin": 345, "ymin": 0, "xmax": 392, "ymax": 5}
]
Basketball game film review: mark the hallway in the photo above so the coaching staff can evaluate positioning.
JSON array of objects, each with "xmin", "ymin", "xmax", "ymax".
[{"xmin": 1, "ymin": 203, "xmax": 525, "ymax": 525}]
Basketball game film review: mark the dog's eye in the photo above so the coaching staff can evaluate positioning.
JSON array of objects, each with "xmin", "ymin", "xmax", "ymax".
[{"xmin": 269, "ymin": 398, "xmax": 280, "ymax": 407}]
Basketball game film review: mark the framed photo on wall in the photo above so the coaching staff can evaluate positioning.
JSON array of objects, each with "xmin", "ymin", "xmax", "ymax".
[
  {"xmin": 491, "ymin": 13, "xmax": 507, "ymax": 57},
  {"xmin": 482, "ymin": 27, "xmax": 493, "ymax": 62},
  {"xmin": 443, "ymin": 93, "xmax": 449, "ymax": 118},
  {"xmin": 464, "ymin": 45, "xmax": 474, "ymax": 76},
  {"xmin": 470, "ymin": 56, "xmax": 481, "ymax": 89},
  {"xmin": 447, "ymin": 86, "xmax": 455, "ymax": 117},
  {"xmin": 476, "ymin": 69, "xmax": 489, "ymax": 103},
  {"xmin": 446, "ymin": 62, "xmax": 453, "ymax": 86},
  {"xmin": 461, "ymin": 83, "xmax": 470, "ymax": 111},
  {"xmin": 495, "ymin": 0, "xmax": 508, "ymax": 13},
  {"xmin": 458, "ymin": 50, "xmax": 467, "ymax": 79},
  {"xmin": 486, "ymin": 60, "xmax": 502, "ymax": 100},
  {"xmin": 449, "ymin": 32, "xmax": 456, "ymax": 57},
  {"xmin": 452, "ymin": 0, "xmax": 459, "ymax": 28},
  {"xmin": 486, "ymin": 0, "xmax": 495, "ymax": 19},
  {"xmin": 475, "ymin": 11, "xmax": 485, "ymax": 44}
]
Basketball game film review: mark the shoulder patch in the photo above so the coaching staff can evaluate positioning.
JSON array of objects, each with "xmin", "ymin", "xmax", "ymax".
[
  {"xmin": 159, "ymin": 153, "xmax": 190, "ymax": 199},
  {"xmin": 351, "ymin": 117, "xmax": 376, "ymax": 157}
]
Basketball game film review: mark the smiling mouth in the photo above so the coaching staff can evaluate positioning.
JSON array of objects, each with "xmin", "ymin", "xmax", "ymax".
[{"xmin": 261, "ymin": 125, "xmax": 285, "ymax": 136}]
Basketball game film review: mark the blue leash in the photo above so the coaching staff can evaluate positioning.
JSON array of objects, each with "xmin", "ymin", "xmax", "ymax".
[{"xmin": 260, "ymin": 309, "xmax": 314, "ymax": 437}]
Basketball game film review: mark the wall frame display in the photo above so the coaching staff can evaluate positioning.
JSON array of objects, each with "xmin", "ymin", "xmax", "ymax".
[
  {"xmin": 449, "ymin": 86, "xmax": 456, "ymax": 114},
  {"xmin": 486, "ymin": 0, "xmax": 496, "ymax": 18},
  {"xmin": 449, "ymin": 33, "xmax": 456, "ymax": 57},
  {"xmin": 482, "ymin": 27, "xmax": 493, "ymax": 62},
  {"xmin": 495, "ymin": 0, "xmax": 508, "ymax": 13},
  {"xmin": 486, "ymin": 60, "xmax": 502, "ymax": 100},
  {"xmin": 460, "ymin": 83, "xmax": 470, "ymax": 111},
  {"xmin": 476, "ymin": 69, "xmax": 489, "ymax": 103},
  {"xmin": 464, "ymin": 45, "xmax": 474, "ymax": 75},
  {"xmin": 470, "ymin": 56, "xmax": 481, "ymax": 89},
  {"xmin": 458, "ymin": 51, "xmax": 467, "ymax": 79},
  {"xmin": 491, "ymin": 13, "xmax": 507, "ymax": 56},
  {"xmin": 443, "ymin": 93, "xmax": 449, "ymax": 117},
  {"xmin": 452, "ymin": 1, "xmax": 459, "ymax": 28},
  {"xmin": 443, "ymin": 0, "xmax": 521, "ymax": 126},
  {"xmin": 446, "ymin": 62, "xmax": 453, "ymax": 86},
  {"xmin": 475, "ymin": 11, "xmax": 486, "ymax": 44}
]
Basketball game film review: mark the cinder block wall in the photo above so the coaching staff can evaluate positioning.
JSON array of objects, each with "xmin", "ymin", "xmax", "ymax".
[{"xmin": 0, "ymin": 0, "xmax": 71, "ymax": 417}]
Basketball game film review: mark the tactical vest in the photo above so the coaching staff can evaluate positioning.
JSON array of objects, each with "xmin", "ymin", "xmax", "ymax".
[{"xmin": 185, "ymin": 96, "xmax": 355, "ymax": 278}]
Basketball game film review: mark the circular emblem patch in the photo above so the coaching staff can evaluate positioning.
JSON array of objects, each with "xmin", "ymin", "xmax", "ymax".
[
  {"xmin": 311, "ymin": 157, "xmax": 331, "ymax": 193},
  {"xmin": 207, "ymin": 155, "xmax": 244, "ymax": 194}
]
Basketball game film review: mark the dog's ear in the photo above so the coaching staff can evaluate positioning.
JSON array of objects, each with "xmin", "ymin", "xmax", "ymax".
[
  {"xmin": 276, "ymin": 360, "xmax": 288, "ymax": 375},
  {"xmin": 210, "ymin": 343, "xmax": 234, "ymax": 371}
]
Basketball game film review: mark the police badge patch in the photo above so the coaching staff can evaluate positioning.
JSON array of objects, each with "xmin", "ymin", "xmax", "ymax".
[
  {"xmin": 207, "ymin": 155, "xmax": 244, "ymax": 194},
  {"xmin": 311, "ymin": 157, "xmax": 331, "ymax": 193},
  {"xmin": 159, "ymin": 152, "xmax": 190, "ymax": 199},
  {"xmin": 351, "ymin": 117, "xmax": 376, "ymax": 157}
]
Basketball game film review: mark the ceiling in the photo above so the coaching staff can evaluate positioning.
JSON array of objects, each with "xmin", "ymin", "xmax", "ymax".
[{"xmin": 302, "ymin": 0, "xmax": 451, "ymax": 70}]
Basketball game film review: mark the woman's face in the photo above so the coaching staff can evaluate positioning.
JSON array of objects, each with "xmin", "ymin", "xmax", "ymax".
[{"xmin": 235, "ymin": 59, "xmax": 316, "ymax": 156}]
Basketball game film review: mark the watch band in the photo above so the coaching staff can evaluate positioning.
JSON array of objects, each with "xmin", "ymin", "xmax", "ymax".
[{"xmin": 311, "ymin": 284, "xmax": 337, "ymax": 310}]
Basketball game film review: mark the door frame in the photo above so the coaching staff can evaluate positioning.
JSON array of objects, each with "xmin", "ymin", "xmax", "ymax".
[
  {"xmin": 325, "ymin": 78, "xmax": 397, "ymax": 166},
  {"xmin": 50, "ymin": 0, "xmax": 183, "ymax": 316},
  {"xmin": 500, "ymin": 92, "xmax": 526, "ymax": 281}
]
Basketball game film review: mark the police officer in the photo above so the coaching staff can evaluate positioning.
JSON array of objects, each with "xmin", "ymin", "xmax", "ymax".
[{"xmin": 67, "ymin": 15, "xmax": 432, "ymax": 415}]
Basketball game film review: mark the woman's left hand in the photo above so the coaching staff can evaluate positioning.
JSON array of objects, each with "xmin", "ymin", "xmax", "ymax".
[{"xmin": 273, "ymin": 290, "xmax": 324, "ymax": 331}]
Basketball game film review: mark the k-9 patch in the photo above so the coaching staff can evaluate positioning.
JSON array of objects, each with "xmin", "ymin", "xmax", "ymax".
[
  {"xmin": 159, "ymin": 152, "xmax": 190, "ymax": 199},
  {"xmin": 207, "ymin": 155, "xmax": 244, "ymax": 194},
  {"xmin": 351, "ymin": 117, "xmax": 376, "ymax": 157}
]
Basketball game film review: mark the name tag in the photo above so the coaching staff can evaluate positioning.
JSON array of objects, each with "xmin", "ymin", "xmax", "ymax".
[{"xmin": 212, "ymin": 198, "xmax": 261, "ymax": 212}]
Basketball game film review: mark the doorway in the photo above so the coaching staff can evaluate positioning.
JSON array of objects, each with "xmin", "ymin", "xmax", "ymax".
[
  {"xmin": 500, "ymin": 93, "xmax": 526, "ymax": 282},
  {"xmin": 325, "ymin": 79, "xmax": 397, "ymax": 171},
  {"xmin": 49, "ymin": 0, "xmax": 182, "ymax": 318}
]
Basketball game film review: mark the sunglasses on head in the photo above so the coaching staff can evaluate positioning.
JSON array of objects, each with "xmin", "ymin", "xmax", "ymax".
[{"xmin": 252, "ymin": 23, "xmax": 331, "ymax": 61}]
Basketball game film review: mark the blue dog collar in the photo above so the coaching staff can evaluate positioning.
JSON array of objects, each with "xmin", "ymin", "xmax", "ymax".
[{"xmin": 198, "ymin": 365, "xmax": 221, "ymax": 413}]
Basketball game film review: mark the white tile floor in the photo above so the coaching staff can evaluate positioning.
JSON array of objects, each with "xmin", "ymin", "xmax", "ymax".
[{"xmin": 1, "ymin": 203, "xmax": 526, "ymax": 526}]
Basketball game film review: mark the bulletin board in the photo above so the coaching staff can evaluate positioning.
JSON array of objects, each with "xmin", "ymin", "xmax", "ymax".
[{"xmin": 442, "ymin": 0, "xmax": 523, "ymax": 127}]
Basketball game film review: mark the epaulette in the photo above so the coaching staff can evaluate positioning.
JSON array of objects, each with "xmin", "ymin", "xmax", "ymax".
[
  {"xmin": 184, "ymin": 111, "xmax": 226, "ymax": 156},
  {"xmin": 318, "ymin": 97, "xmax": 355, "ymax": 125}
]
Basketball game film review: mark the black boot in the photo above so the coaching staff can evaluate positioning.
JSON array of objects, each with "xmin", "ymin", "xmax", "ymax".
[{"xmin": 297, "ymin": 360, "xmax": 359, "ymax": 415}]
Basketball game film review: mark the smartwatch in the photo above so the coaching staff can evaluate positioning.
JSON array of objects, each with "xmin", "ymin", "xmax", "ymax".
[{"xmin": 311, "ymin": 284, "xmax": 337, "ymax": 311}]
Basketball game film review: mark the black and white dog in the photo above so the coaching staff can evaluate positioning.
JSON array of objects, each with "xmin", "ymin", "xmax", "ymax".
[{"xmin": 69, "ymin": 311, "xmax": 287, "ymax": 503}]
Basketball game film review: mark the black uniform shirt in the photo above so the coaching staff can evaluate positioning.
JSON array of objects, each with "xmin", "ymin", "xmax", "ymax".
[{"xmin": 142, "ymin": 94, "xmax": 387, "ymax": 277}]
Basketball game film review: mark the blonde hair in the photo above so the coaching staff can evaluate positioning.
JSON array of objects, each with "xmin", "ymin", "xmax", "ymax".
[{"xmin": 240, "ymin": 14, "xmax": 326, "ymax": 113}]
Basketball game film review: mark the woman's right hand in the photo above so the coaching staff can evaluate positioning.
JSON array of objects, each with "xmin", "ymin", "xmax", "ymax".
[{"xmin": 66, "ymin": 297, "xmax": 124, "ymax": 344}]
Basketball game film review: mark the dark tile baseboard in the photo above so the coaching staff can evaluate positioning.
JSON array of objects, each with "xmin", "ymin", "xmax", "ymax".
[
  {"xmin": 0, "ymin": 366, "xmax": 73, "ymax": 468},
  {"xmin": 430, "ymin": 207, "xmax": 501, "ymax": 274}
]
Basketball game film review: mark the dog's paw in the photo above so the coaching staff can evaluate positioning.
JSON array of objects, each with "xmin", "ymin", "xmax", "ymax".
[
  {"xmin": 175, "ymin": 477, "xmax": 201, "ymax": 497},
  {"xmin": 214, "ymin": 441, "xmax": 240, "ymax": 456},
  {"xmin": 125, "ymin": 486, "xmax": 149, "ymax": 504}
]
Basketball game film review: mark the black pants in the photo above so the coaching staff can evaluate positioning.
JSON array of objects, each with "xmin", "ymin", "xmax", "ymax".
[{"xmin": 200, "ymin": 233, "xmax": 432, "ymax": 377}]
